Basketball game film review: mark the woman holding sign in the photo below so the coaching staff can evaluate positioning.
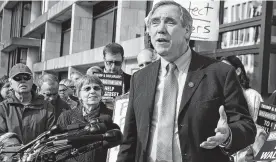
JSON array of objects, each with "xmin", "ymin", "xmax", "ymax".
[{"xmin": 221, "ymin": 56, "xmax": 266, "ymax": 162}]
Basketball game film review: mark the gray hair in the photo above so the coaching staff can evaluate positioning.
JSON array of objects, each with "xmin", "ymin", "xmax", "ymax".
[
  {"xmin": 75, "ymin": 75, "xmax": 105, "ymax": 97},
  {"xmin": 37, "ymin": 73, "xmax": 59, "ymax": 90},
  {"xmin": 59, "ymin": 79, "xmax": 74, "ymax": 87},
  {"xmin": 70, "ymin": 71, "xmax": 83, "ymax": 78},
  {"xmin": 86, "ymin": 66, "xmax": 103, "ymax": 76},
  {"xmin": 146, "ymin": 0, "xmax": 193, "ymax": 30}
]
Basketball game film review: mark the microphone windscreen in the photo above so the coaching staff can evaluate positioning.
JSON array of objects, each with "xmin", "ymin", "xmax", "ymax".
[{"xmin": 89, "ymin": 115, "xmax": 112, "ymax": 124}]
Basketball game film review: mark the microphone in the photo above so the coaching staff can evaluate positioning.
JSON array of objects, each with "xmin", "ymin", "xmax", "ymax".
[
  {"xmin": 51, "ymin": 129, "xmax": 122, "ymax": 147},
  {"xmin": 50, "ymin": 115, "xmax": 112, "ymax": 135}
]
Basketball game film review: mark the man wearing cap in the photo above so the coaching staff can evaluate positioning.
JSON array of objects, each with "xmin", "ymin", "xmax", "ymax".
[
  {"xmin": 117, "ymin": 1, "xmax": 256, "ymax": 162},
  {"xmin": 0, "ymin": 63, "xmax": 55, "ymax": 144}
]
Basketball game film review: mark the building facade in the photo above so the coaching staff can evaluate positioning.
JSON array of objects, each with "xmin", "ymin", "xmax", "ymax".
[{"xmin": 0, "ymin": 0, "xmax": 275, "ymax": 97}]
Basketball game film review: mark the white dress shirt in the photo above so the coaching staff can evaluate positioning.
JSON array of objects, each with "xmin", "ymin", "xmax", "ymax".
[{"xmin": 147, "ymin": 48, "xmax": 192, "ymax": 162}]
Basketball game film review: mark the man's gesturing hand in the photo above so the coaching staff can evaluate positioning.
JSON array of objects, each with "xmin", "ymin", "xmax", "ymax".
[{"xmin": 200, "ymin": 105, "xmax": 230, "ymax": 149}]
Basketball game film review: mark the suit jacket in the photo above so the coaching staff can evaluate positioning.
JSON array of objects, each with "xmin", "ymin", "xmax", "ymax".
[
  {"xmin": 123, "ymin": 72, "xmax": 131, "ymax": 93},
  {"xmin": 117, "ymin": 51, "xmax": 256, "ymax": 162}
]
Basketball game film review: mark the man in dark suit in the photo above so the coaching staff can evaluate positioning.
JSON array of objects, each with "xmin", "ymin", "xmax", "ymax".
[{"xmin": 117, "ymin": 1, "xmax": 256, "ymax": 162}]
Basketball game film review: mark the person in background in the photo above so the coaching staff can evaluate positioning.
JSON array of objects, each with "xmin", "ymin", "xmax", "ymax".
[
  {"xmin": 103, "ymin": 43, "xmax": 131, "ymax": 94},
  {"xmin": 57, "ymin": 75, "xmax": 115, "ymax": 162},
  {"xmin": 137, "ymin": 48, "xmax": 156, "ymax": 69},
  {"xmin": 86, "ymin": 66, "xmax": 103, "ymax": 76},
  {"xmin": 0, "ymin": 75, "xmax": 11, "ymax": 102},
  {"xmin": 59, "ymin": 79, "xmax": 79, "ymax": 108},
  {"xmin": 117, "ymin": 1, "xmax": 256, "ymax": 162},
  {"xmin": 0, "ymin": 63, "xmax": 55, "ymax": 144},
  {"xmin": 70, "ymin": 71, "xmax": 83, "ymax": 85},
  {"xmin": 221, "ymin": 56, "xmax": 266, "ymax": 162},
  {"xmin": 38, "ymin": 73, "xmax": 70, "ymax": 120}
]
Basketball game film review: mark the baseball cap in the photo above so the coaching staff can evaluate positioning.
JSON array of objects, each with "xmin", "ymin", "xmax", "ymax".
[{"xmin": 9, "ymin": 63, "xmax": 32, "ymax": 78}]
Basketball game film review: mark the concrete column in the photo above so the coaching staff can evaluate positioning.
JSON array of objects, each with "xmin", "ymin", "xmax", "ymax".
[
  {"xmin": 30, "ymin": 1, "xmax": 41, "ymax": 23},
  {"xmin": 0, "ymin": 52, "xmax": 9, "ymax": 75},
  {"xmin": 43, "ymin": 22, "xmax": 62, "ymax": 61},
  {"xmin": 1, "ymin": 9, "xmax": 12, "ymax": 72},
  {"xmin": 26, "ymin": 47, "xmax": 39, "ymax": 71},
  {"xmin": 1, "ymin": 9, "xmax": 12, "ymax": 42},
  {"xmin": 116, "ymin": 0, "xmax": 147, "ymax": 42},
  {"xmin": 70, "ymin": 3, "xmax": 93, "ymax": 54}
]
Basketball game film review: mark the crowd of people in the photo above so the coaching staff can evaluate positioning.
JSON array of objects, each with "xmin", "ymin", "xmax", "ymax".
[{"xmin": 0, "ymin": 0, "xmax": 276, "ymax": 162}]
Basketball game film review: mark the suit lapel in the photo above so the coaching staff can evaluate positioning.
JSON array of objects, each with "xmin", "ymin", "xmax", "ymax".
[
  {"xmin": 178, "ymin": 52, "xmax": 206, "ymax": 115},
  {"xmin": 141, "ymin": 60, "xmax": 160, "ymax": 150},
  {"xmin": 144, "ymin": 60, "xmax": 161, "ymax": 117}
]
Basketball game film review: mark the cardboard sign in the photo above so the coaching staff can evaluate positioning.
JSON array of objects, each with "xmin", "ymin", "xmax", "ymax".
[
  {"xmin": 257, "ymin": 103, "xmax": 276, "ymax": 133},
  {"xmin": 106, "ymin": 93, "xmax": 129, "ymax": 162},
  {"xmin": 94, "ymin": 73, "xmax": 123, "ymax": 100},
  {"xmin": 255, "ymin": 103, "xmax": 276, "ymax": 161},
  {"xmin": 150, "ymin": 0, "xmax": 220, "ymax": 41}
]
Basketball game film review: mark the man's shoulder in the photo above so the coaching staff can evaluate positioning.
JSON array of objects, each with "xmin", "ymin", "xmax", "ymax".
[{"xmin": 192, "ymin": 53, "xmax": 234, "ymax": 76}]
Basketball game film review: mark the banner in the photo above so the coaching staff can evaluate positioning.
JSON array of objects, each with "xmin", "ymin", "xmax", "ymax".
[
  {"xmin": 106, "ymin": 93, "xmax": 130, "ymax": 162},
  {"xmin": 150, "ymin": 0, "xmax": 220, "ymax": 41},
  {"xmin": 94, "ymin": 73, "xmax": 123, "ymax": 100},
  {"xmin": 255, "ymin": 103, "xmax": 276, "ymax": 161}
]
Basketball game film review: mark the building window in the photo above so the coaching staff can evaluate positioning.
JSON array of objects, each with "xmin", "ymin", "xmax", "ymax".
[
  {"xmin": 22, "ymin": 1, "xmax": 31, "ymax": 35},
  {"xmin": 11, "ymin": 2, "xmax": 23, "ymax": 38},
  {"xmin": 10, "ymin": 1, "xmax": 31, "ymax": 38},
  {"xmin": 60, "ymin": 19, "xmax": 71, "ymax": 56},
  {"xmin": 91, "ymin": 1, "xmax": 117, "ymax": 48}
]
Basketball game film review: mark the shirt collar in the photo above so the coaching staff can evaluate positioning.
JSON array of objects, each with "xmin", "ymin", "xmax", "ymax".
[{"xmin": 160, "ymin": 47, "xmax": 192, "ymax": 73}]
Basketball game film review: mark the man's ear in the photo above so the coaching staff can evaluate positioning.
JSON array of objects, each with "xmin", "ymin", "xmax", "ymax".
[
  {"xmin": 236, "ymin": 67, "xmax": 242, "ymax": 76},
  {"xmin": 184, "ymin": 25, "xmax": 192, "ymax": 40}
]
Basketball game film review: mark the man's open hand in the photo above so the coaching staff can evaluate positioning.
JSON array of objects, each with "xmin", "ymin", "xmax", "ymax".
[{"xmin": 200, "ymin": 105, "xmax": 230, "ymax": 149}]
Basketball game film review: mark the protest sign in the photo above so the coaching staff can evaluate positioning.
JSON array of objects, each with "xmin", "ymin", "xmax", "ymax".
[
  {"xmin": 255, "ymin": 122, "xmax": 276, "ymax": 161},
  {"xmin": 106, "ymin": 93, "xmax": 129, "ymax": 162},
  {"xmin": 257, "ymin": 103, "xmax": 276, "ymax": 133},
  {"xmin": 150, "ymin": 0, "xmax": 220, "ymax": 41},
  {"xmin": 255, "ymin": 103, "xmax": 276, "ymax": 161},
  {"xmin": 94, "ymin": 73, "xmax": 123, "ymax": 100}
]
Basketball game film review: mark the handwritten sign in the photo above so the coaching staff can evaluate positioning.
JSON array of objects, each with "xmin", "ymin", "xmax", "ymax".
[
  {"xmin": 106, "ymin": 93, "xmax": 129, "ymax": 162},
  {"xmin": 94, "ymin": 73, "xmax": 123, "ymax": 100},
  {"xmin": 150, "ymin": 0, "xmax": 220, "ymax": 41}
]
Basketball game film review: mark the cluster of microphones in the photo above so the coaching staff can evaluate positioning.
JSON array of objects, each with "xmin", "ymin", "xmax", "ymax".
[{"xmin": 0, "ymin": 115, "xmax": 122, "ymax": 162}]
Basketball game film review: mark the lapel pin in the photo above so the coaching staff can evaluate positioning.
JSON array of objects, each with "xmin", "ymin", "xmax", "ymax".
[{"xmin": 188, "ymin": 82, "xmax": 194, "ymax": 88}]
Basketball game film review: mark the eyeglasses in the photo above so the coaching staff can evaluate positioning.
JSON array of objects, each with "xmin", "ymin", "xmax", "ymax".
[
  {"xmin": 105, "ymin": 61, "xmax": 122, "ymax": 66},
  {"xmin": 13, "ymin": 74, "xmax": 32, "ymax": 82},
  {"xmin": 81, "ymin": 85, "xmax": 101, "ymax": 92},
  {"xmin": 68, "ymin": 86, "xmax": 76, "ymax": 90},
  {"xmin": 44, "ymin": 93, "xmax": 58, "ymax": 97},
  {"xmin": 59, "ymin": 88, "xmax": 67, "ymax": 92}
]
